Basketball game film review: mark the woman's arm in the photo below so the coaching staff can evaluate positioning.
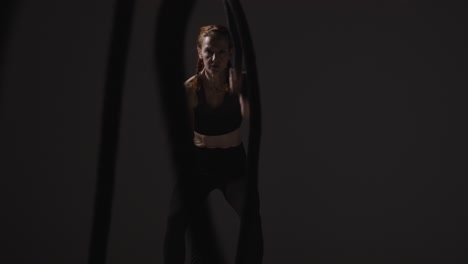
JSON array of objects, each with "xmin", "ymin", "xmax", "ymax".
[
  {"xmin": 184, "ymin": 75, "xmax": 197, "ymax": 130},
  {"xmin": 239, "ymin": 94, "xmax": 249, "ymax": 120},
  {"xmin": 239, "ymin": 71, "xmax": 249, "ymax": 119}
]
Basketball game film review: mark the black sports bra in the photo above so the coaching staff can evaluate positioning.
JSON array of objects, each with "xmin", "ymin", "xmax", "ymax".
[{"xmin": 193, "ymin": 75, "xmax": 242, "ymax": 136}]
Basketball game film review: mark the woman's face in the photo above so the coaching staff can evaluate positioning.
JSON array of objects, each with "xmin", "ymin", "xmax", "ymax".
[{"xmin": 198, "ymin": 35, "xmax": 231, "ymax": 76}]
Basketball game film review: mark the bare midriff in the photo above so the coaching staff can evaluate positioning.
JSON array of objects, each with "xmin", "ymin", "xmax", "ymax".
[{"xmin": 193, "ymin": 128, "xmax": 242, "ymax": 148}]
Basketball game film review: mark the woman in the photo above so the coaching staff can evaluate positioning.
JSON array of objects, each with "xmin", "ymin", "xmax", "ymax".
[{"xmin": 163, "ymin": 25, "xmax": 263, "ymax": 264}]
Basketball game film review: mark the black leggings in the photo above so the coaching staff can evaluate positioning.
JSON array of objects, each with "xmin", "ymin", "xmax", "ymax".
[{"xmin": 164, "ymin": 143, "xmax": 263, "ymax": 264}]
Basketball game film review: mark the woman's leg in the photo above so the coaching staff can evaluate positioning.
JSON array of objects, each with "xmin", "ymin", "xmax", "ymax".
[
  {"xmin": 164, "ymin": 180, "xmax": 211, "ymax": 264},
  {"xmin": 187, "ymin": 147, "xmax": 225, "ymax": 264},
  {"xmin": 187, "ymin": 199, "xmax": 224, "ymax": 264},
  {"xmin": 222, "ymin": 149, "xmax": 264, "ymax": 264}
]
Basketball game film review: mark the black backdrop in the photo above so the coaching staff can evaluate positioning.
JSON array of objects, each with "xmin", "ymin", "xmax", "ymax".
[{"xmin": 1, "ymin": 0, "xmax": 467, "ymax": 263}]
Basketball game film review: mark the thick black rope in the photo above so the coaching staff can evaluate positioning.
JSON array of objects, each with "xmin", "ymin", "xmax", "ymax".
[
  {"xmin": 224, "ymin": 0, "xmax": 262, "ymax": 190},
  {"xmin": 0, "ymin": 0, "xmax": 18, "ymax": 108},
  {"xmin": 154, "ymin": 0, "xmax": 197, "ymax": 190},
  {"xmin": 223, "ymin": 0, "xmax": 243, "ymax": 71},
  {"xmin": 87, "ymin": 0, "xmax": 135, "ymax": 263}
]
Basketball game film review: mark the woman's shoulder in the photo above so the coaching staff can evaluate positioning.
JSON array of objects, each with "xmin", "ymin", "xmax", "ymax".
[
  {"xmin": 184, "ymin": 75, "xmax": 198, "ymax": 89},
  {"xmin": 184, "ymin": 75, "xmax": 199, "ymax": 107}
]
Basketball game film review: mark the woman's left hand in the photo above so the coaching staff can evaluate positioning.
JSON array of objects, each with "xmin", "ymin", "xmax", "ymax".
[{"xmin": 229, "ymin": 68, "xmax": 243, "ymax": 94}]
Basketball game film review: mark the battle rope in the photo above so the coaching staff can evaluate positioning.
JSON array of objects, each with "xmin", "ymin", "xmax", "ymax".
[
  {"xmin": 87, "ymin": 1, "xmax": 135, "ymax": 263},
  {"xmin": 0, "ymin": 0, "xmax": 18, "ymax": 107},
  {"xmin": 223, "ymin": 0, "xmax": 242, "ymax": 71},
  {"xmin": 224, "ymin": 0, "xmax": 262, "ymax": 192}
]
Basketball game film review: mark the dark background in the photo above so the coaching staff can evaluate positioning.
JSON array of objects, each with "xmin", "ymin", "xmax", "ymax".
[{"xmin": 1, "ymin": 0, "xmax": 467, "ymax": 263}]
